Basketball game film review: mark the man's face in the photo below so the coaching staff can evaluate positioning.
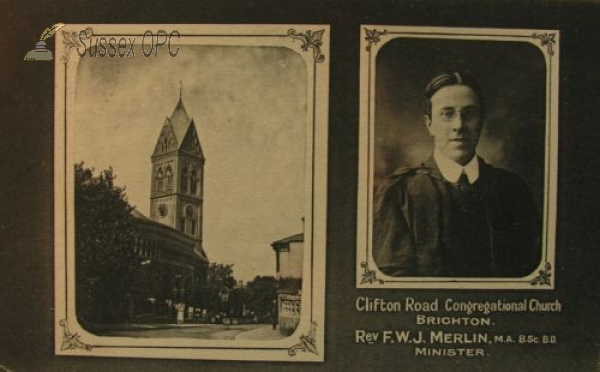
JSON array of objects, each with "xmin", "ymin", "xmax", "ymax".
[{"xmin": 425, "ymin": 85, "xmax": 482, "ymax": 165}]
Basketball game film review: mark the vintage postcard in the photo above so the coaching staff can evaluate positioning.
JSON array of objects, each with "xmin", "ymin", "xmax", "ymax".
[
  {"xmin": 357, "ymin": 26, "xmax": 558, "ymax": 289},
  {"xmin": 54, "ymin": 24, "xmax": 328, "ymax": 361}
]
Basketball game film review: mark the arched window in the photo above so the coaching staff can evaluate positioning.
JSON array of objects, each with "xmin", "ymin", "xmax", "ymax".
[
  {"xmin": 181, "ymin": 167, "xmax": 189, "ymax": 193},
  {"xmin": 166, "ymin": 166, "xmax": 173, "ymax": 192},
  {"xmin": 156, "ymin": 167, "xmax": 164, "ymax": 193},
  {"xmin": 190, "ymin": 168, "xmax": 198, "ymax": 195}
]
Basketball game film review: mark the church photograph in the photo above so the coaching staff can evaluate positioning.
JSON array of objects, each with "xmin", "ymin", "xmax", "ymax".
[
  {"xmin": 61, "ymin": 33, "xmax": 319, "ymax": 342},
  {"xmin": 72, "ymin": 71, "xmax": 306, "ymax": 333}
]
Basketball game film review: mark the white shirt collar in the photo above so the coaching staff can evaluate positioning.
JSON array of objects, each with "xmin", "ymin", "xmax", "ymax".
[{"xmin": 433, "ymin": 149, "xmax": 479, "ymax": 184}]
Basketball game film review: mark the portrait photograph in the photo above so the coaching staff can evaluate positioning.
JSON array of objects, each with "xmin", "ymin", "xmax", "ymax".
[
  {"xmin": 54, "ymin": 24, "xmax": 328, "ymax": 361},
  {"xmin": 357, "ymin": 26, "xmax": 558, "ymax": 289}
]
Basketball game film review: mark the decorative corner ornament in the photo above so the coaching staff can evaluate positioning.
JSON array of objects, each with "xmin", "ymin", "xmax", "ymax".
[
  {"xmin": 288, "ymin": 321, "xmax": 318, "ymax": 356},
  {"xmin": 60, "ymin": 28, "xmax": 94, "ymax": 64},
  {"xmin": 360, "ymin": 261, "xmax": 384, "ymax": 285},
  {"xmin": 364, "ymin": 28, "xmax": 387, "ymax": 52},
  {"xmin": 287, "ymin": 29, "xmax": 325, "ymax": 63},
  {"xmin": 532, "ymin": 32, "xmax": 556, "ymax": 56},
  {"xmin": 530, "ymin": 262, "xmax": 552, "ymax": 286},
  {"xmin": 59, "ymin": 319, "xmax": 93, "ymax": 351}
]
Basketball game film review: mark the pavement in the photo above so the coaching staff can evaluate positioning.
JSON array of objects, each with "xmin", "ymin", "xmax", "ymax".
[
  {"xmin": 88, "ymin": 322, "xmax": 288, "ymax": 341},
  {"xmin": 87, "ymin": 322, "xmax": 202, "ymax": 331},
  {"xmin": 235, "ymin": 325, "xmax": 287, "ymax": 341}
]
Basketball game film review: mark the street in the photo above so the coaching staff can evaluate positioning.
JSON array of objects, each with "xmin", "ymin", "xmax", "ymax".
[{"xmin": 93, "ymin": 323, "xmax": 285, "ymax": 340}]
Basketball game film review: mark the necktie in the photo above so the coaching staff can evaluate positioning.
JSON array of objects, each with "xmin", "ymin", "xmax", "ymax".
[
  {"xmin": 456, "ymin": 171, "xmax": 470, "ymax": 192},
  {"xmin": 455, "ymin": 171, "xmax": 474, "ymax": 216}
]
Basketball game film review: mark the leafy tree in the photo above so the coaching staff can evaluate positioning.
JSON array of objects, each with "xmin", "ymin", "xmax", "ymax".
[
  {"xmin": 205, "ymin": 263, "xmax": 236, "ymax": 290},
  {"xmin": 75, "ymin": 163, "xmax": 141, "ymax": 324},
  {"xmin": 244, "ymin": 276, "xmax": 302, "ymax": 320},
  {"xmin": 279, "ymin": 277, "xmax": 302, "ymax": 294},
  {"xmin": 245, "ymin": 276, "xmax": 278, "ymax": 318},
  {"xmin": 199, "ymin": 263, "xmax": 237, "ymax": 312}
]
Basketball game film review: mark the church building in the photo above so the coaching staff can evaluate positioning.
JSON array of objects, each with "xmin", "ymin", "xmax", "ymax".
[{"xmin": 131, "ymin": 91, "xmax": 209, "ymax": 315}]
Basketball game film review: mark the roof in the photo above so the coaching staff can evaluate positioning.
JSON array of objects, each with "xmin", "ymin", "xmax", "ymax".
[
  {"xmin": 131, "ymin": 209, "xmax": 150, "ymax": 221},
  {"xmin": 271, "ymin": 233, "xmax": 304, "ymax": 247},
  {"xmin": 169, "ymin": 98, "xmax": 192, "ymax": 145},
  {"xmin": 193, "ymin": 246, "xmax": 208, "ymax": 262},
  {"xmin": 152, "ymin": 97, "xmax": 204, "ymax": 158},
  {"xmin": 130, "ymin": 209, "xmax": 209, "ymax": 263}
]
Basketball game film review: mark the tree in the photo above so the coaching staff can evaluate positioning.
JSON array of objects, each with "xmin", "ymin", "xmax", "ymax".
[
  {"xmin": 244, "ymin": 276, "xmax": 302, "ymax": 321},
  {"xmin": 245, "ymin": 276, "xmax": 278, "ymax": 318},
  {"xmin": 75, "ymin": 163, "xmax": 141, "ymax": 324},
  {"xmin": 199, "ymin": 263, "xmax": 237, "ymax": 312}
]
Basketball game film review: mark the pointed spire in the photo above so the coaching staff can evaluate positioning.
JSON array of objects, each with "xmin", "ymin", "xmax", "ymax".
[{"xmin": 179, "ymin": 79, "xmax": 182, "ymax": 100}]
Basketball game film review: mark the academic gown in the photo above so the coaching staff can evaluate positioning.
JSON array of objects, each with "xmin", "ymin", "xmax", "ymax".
[{"xmin": 373, "ymin": 157, "xmax": 541, "ymax": 277}]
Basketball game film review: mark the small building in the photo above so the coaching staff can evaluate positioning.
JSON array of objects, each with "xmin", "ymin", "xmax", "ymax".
[
  {"xmin": 271, "ymin": 232, "xmax": 303, "ymax": 336},
  {"xmin": 271, "ymin": 233, "xmax": 304, "ymax": 279}
]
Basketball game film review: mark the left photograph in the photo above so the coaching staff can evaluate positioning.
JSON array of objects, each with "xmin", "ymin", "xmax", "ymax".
[{"xmin": 54, "ymin": 24, "xmax": 328, "ymax": 361}]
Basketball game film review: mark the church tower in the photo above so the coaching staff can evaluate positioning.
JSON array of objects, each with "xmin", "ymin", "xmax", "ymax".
[{"xmin": 150, "ymin": 87, "xmax": 205, "ymax": 246}]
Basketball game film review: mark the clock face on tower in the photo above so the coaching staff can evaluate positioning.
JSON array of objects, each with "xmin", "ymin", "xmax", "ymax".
[{"xmin": 158, "ymin": 203, "xmax": 168, "ymax": 217}]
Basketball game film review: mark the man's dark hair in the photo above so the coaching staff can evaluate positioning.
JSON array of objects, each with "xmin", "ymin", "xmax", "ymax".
[{"xmin": 423, "ymin": 72, "xmax": 484, "ymax": 119}]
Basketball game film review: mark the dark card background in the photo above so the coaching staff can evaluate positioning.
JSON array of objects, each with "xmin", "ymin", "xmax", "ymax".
[{"xmin": 1, "ymin": 0, "xmax": 599, "ymax": 371}]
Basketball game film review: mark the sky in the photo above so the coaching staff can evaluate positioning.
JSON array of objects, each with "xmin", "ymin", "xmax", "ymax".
[{"xmin": 72, "ymin": 44, "xmax": 308, "ymax": 283}]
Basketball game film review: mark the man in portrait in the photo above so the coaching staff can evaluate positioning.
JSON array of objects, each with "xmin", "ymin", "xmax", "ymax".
[{"xmin": 373, "ymin": 72, "xmax": 541, "ymax": 277}]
